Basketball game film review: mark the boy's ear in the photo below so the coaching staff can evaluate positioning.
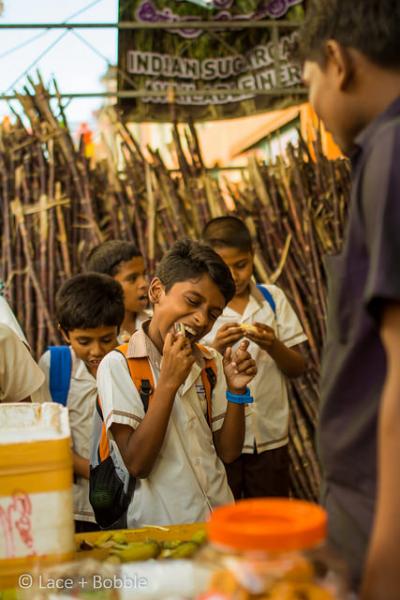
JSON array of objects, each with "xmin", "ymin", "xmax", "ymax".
[
  {"xmin": 148, "ymin": 277, "xmax": 165, "ymax": 304},
  {"xmin": 325, "ymin": 39, "xmax": 354, "ymax": 91},
  {"xmin": 58, "ymin": 324, "xmax": 70, "ymax": 344}
]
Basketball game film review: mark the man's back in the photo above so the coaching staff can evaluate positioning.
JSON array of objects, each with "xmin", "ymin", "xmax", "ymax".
[{"xmin": 319, "ymin": 98, "xmax": 400, "ymax": 587}]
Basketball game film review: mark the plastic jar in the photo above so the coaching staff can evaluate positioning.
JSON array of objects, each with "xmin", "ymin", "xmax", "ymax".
[{"xmin": 195, "ymin": 498, "xmax": 348, "ymax": 600}]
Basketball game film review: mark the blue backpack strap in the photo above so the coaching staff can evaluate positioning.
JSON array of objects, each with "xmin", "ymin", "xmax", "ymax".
[
  {"xmin": 256, "ymin": 284, "xmax": 276, "ymax": 315},
  {"xmin": 48, "ymin": 345, "xmax": 72, "ymax": 407}
]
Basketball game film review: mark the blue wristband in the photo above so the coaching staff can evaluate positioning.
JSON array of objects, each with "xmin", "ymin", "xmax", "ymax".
[{"xmin": 226, "ymin": 387, "xmax": 254, "ymax": 405}]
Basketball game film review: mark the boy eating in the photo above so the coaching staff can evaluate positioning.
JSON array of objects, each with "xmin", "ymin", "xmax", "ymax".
[
  {"xmin": 202, "ymin": 216, "xmax": 307, "ymax": 500},
  {"xmin": 95, "ymin": 239, "xmax": 257, "ymax": 526}
]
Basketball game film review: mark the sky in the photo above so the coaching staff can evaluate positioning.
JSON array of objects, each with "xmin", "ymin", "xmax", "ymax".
[{"xmin": 0, "ymin": 0, "xmax": 118, "ymax": 127}]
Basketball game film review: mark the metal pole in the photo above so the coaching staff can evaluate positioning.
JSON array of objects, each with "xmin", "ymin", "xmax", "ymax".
[
  {"xmin": 0, "ymin": 20, "xmax": 301, "ymax": 30},
  {"xmin": 0, "ymin": 87, "xmax": 307, "ymax": 101}
]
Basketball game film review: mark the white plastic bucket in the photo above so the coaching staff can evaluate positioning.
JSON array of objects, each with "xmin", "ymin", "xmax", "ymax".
[{"xmin": 0, "ymin": 402, "xmax": 75, "ymax": 588}]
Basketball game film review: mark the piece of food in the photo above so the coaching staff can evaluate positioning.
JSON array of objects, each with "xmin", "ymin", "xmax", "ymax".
[
  {"xmin": 240, "ymin": 323, "xmax": 259, "ymax": 334},
  {"xmin": 268, "ymin": 581, "xmax": 336, "ymax": 600},
  {"xmin": 174, "ymin": 322, "xmax": 186, "ymax": 336}
]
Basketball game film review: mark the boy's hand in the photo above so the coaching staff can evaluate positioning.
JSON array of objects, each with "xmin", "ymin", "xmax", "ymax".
[
  {"xmin": 223, "ymin": 340, "xmax": 257, "ymax": 394},
  {"xmin": 159, "ymin": 332, "xmax": 195, "ymax": 392},
  {"xmin": 243, "ymin": 322, "xmax": 276, "ymax": 354},
  {"xmin": 211, "ymin": 322, "xmax": 243, "ymax": 354}
]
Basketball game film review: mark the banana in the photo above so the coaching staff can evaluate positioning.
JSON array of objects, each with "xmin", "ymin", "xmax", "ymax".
[
  {"xmin": 191, "ymin": 530, "xmax": 207, "ymax": 545},
  {"xmin": 111, "ymin": 532, "xmax": 129, "ymax": 545},
  {"xmin": 94, "ymin": 531, "xmax": 113, "ymax": 547},
  {"xmin": 166, "ymin": 541, "xmax": 199, "ymax": 559},
  {"xmin": 162, "ymin": 540, "xmax": 182, "ymax": 550},
  {"xmin": 111, "ymin": 541, "xmax": 161, "ymax": 562}
]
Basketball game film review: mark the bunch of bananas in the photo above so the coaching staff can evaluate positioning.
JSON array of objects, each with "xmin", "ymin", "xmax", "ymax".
[{"xmin": 79, "ymin": 530, "xmax": 207, "ymax": 563}]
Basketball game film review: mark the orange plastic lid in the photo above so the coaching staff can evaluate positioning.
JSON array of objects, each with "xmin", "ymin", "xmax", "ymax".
[{"xmin": 207, "ymin": 498, "xmax": 327, "ymax": 552}]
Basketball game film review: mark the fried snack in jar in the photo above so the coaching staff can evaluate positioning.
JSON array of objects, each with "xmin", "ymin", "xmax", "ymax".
[{"xmin": 195, "ymin": 499, "xmax": 348, "ymax": 600}]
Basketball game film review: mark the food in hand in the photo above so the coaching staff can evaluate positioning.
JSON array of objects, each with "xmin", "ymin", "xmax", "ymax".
[{"xmin": 240, "ymin": 323, "xmax": 259, "ymax": 335}]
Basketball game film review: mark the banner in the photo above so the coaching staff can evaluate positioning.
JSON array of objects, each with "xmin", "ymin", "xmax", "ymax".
[{"xmin": 118, "ymin": 0, "xmax": 305, "ymax": 122}]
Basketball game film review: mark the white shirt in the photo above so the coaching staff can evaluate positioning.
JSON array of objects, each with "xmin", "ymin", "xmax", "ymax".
[
  {"xmin": 117, "ymin": 309, "xmax": 152, "ymax": 344},
  {"xmin": 0, "ymin": 296, "xmax": 29, "ymax": 345},
  {"xmin": 203, "ymin": 283, "xmax": 307, "ymax": 453},
  {"xmin": 97, "ymin": 327, "xmax": 234, "ymax": 527},
  {"xmin": 39, "ymin": 348, "xmax": 97, "ymax": 522},
  {"xmin": 0, "ymin": 324, "xmax": 45, "ymax": 403}
]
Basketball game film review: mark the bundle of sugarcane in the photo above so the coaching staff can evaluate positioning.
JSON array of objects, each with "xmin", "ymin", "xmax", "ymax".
[
  {"xmin": 0, "ymin": 75, "xmax": 105, "ymax": 357},
  {"xmin": 0, "ymin": 78, "xmax": 351, "ymax": 500}
]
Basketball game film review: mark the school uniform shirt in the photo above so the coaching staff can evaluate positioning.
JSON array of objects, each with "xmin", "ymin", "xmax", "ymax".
[
  {"xmin": 117, "ymin": 309, "xmax": 152, "ymax": 344},
  {"xmin": 0, "ymin": 324, "xmax": 45, "ymax": 403},
  {"xmin": 203, "ymin": 282, "xmax": 307, "ymax": 454},
  {"xmin": 0, "ymin": 296, "xmax": 29, "ymax": 345},
  {"xmin": 96, "ymin": 325, "xmax": 234, "ymax": 527},
  {"xmin": 39, "ymin": 348, "xmax": 97, "ymax": 523}
]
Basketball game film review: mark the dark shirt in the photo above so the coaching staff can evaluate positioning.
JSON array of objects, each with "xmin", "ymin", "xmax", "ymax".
[{"xmin": 319, "ymin": 96, "xmax": 400, "ymax": 589}]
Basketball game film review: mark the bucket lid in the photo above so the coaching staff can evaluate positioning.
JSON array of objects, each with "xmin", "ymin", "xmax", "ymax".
[
  {"xmin": 207, "ymin": 498, "xmax": 327, "ymax": 552},
  {"xmin": 0, "ymin": 402, "xmax": 70, "ymax": 443}
]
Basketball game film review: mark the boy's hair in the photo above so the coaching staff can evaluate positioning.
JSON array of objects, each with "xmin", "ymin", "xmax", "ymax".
[
  {"xmin": 85, "ymin": 240, "xmax": 142, "ymax": 277},
  {"xmin": 56, "ymin": 273, "xmax": 125, "ymax": 332},
  {"xmin": 202, "ymin": 216, "xmax": 253, "ymax": 253},
  {"xmin": 156, "ymin": 239, "xmax": 235, "ymax": 304},
  {"xmin": 298, "ymin": 0, "xmax": 400, "ymax": 68}
]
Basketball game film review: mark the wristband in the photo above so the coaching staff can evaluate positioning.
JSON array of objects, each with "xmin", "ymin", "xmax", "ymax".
[{"xmin": 226, "ymin": 387, "xmax": 254, "ymax": 405}]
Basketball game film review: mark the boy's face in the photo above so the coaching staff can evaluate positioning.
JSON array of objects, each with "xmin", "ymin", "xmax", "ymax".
[
  {"xmin": 302, "ymin": 43, "xmax": 364, "ymax": 155},
  {"xmin": 113, "ymin": 256, "xmax": 148, "ymax": 316},
  {"xmin": 150, "ymin": 273, "xmax": 226, "ymax": 346},
  {"xmin": 61, "ymin": 325, "xmax": 118, "ymax": 376},
  {"xmin": 213, "ymin": 247, "xmax": 253, "ymax": 298}
]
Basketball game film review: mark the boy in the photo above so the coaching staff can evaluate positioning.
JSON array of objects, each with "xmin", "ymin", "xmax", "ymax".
[
  {"xmin": 96, "ymin": 239, "xmax": 257, "ymax": 526},
  {"xmin": 0, "ymin": 323, "xmax": 45, "ymax": 403},
  {"xmin": 298, "ymin": 1, "xmax": 400, "ymax": 597},
  {"xmin": 39, "ymin": 273, "xmax": 125, "ymax": 532},
  {"xmin": 85, "ymin": 240, "xmax": 149, "ymax": 342},
  {"xmin": 202, "ymin": 216, "xmax": 307, "ymax": 499}
]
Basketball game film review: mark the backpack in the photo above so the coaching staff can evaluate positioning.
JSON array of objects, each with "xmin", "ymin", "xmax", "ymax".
[
  {"xmin": 256, "ymin": 284, "xmax": 276, "ymax": 315},
  {"xmin": 48, "ymin": 345, "xmax": 72, "ymax": 406},
  {"xmin": 89, "ymin": 342, "xmax": 217, "ymax": 530}
]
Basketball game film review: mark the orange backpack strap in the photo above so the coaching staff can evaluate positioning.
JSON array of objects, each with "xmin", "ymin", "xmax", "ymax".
[
  {"xmin": 95, "ymin": 395, "xmax": 111, "ymax": 463},
  {"xmin": 115, "ymin": 343, "xmax": 155, "ymax": 411},
  {"xmin": 199, "ymin": 355, "xmax": 218, "ymax": 428}
]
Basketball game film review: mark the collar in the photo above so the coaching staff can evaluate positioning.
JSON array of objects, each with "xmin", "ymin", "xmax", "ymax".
[
  {"xmin": 250, "ymin": 280, "xmax": 267, "ymax": 308},
  {"xmin": 71, "ymin": 348, "xmax": 96, "ymax": 382}
]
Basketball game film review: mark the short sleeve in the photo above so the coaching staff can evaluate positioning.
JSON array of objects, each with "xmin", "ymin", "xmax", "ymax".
[
  {"xmin": 0, "ymin": 325, "xmax": 45, "ymax": 402},
  {"xmin": 264, "ymin": 285, "xmax": 307, "ymax": 347},
  {"xmin": 38, "ymin": 350, "xmax": 50, "ymax": 383},
  {"xmin": 32, "ymin": 350, "xmax": 52, "ymax": 404},
  {"xmin": 0, "ymin": 297, "xmax": 29, "ymax": 345},
  {"xmin": 361, "ymin": 124, "xmax": 400, "ymax": 320},
  {"xmin": 96, "ymin": 350, "xmax": 146, "ymax": 432}
]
